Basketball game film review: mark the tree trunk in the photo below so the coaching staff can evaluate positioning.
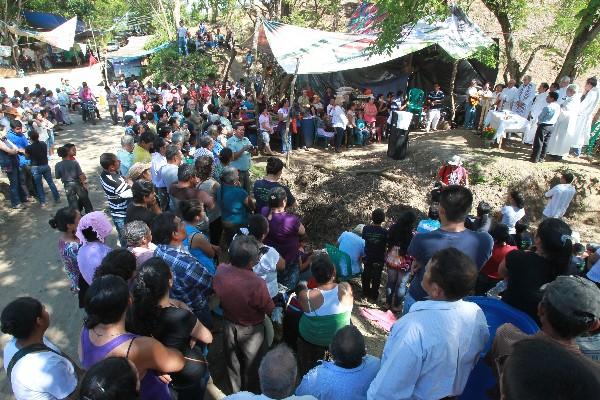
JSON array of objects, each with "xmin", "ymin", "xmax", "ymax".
[
  {"xmin": 173, "ymin": 0, "xmax": 181, "ymax": 29},
  {"xmin": 449, "ymin": 59, "xmax": 459, "ymax": 123},
  {"xmin": 556, "ymin": 20, "xmax": 600, "ymax": 81},
  {"xmin": 283, "ymin": 59, "xmax": 300, "ymax": 165},
  {"xmin": 222, "ymin": 47, "xmax": 237, "ymax": 85}
]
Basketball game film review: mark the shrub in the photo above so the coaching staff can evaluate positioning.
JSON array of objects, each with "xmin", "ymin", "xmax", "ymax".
[{"xmin": 145, "ymin": 44, "xmax": 219, "ymax": 83}]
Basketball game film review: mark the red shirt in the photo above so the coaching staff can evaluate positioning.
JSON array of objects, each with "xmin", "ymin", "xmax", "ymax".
[
  {"xmin": 480, "ymin": 244, "xmax": 517, "ymax": 280},
  {"xmin": 212, "ymin": 263, "xmax": 275, "ymax": 326}
]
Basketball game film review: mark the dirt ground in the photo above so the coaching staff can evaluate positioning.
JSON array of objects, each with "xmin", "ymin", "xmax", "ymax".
[{"xmin": 1, "ymin": 100, "xmax": 600, "ymax": 397}]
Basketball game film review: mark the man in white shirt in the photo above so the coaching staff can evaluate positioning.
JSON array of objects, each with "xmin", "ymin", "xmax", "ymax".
[
  {"xmin": 464, "ymin": 80, "xmax": 479, "ymax": 129},
  {"xmin": 226, "ymin": 345, "xmax": 316, "ymax": 399},
  {"xmin": 501, "ymin": 79, "xmax": 518, "ymax": 110},
  {"xmin": 530, "ymin": 91, "xmax": 561, "ymax": 163},
  {"xmin": 512, "ymin": 75, "xmax": 536, "ymax": 118},
  {"xmin": 367, "ymin": 248, "xmax": 489, "ymax": 400},
  {"xmin": 523, "ymin": 82, "xmax": 550, "ymax": 144},
  {"xmin": 543, "ymin": 172, "xmax": 576, "ymax": 218},
  {"xmin": 258, "ymin": 108, "xmax": 274, "ymax": 155},
  {"xmin": 558, "ymin": 76, "xmax": 571, "ymax": 104},
  {"xmin": 177, "ymin": 20, "xmax": 188, "ymax": 56}
]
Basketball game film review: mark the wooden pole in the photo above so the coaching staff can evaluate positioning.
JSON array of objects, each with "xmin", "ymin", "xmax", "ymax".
[
  {"xmin": 449, "ymin": 58, "xmax": 459, "ymax": 124},
  {"xmin": 283, "ymin": 58, "xmax": 300, "ymax": 166}
]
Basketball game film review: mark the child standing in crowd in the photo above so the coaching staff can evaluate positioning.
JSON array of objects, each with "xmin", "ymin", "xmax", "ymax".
[
  {"xmin": 49, "ymin": 207, "xmax": 81, "ymax": 294},
  {"xmin": 385, "ymin": 210, "xmax": 416, "ymax": 312},
  {"xmin": 55, "ymin": 144, "xmax": 93, "ymax": 214},
  {"xmin": 25, "ymin": 130, "xmax": 60, "ymax": 206},
  {"xmin": 361, "ymin": 208, "xmax": 388, "ymax": 301},
  {"xmin": 99, "ymin": 152, "xmax": 133, "ymax": 246}
]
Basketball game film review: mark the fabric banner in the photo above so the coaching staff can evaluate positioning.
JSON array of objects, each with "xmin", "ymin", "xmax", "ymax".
[
  {"xmin": 0, "ymin": 45, "xmax": 11, "ymax": 57},
  {"xmin": 7, "ymin": 17, "xmax": 77, "ymax": 51},
  {"xmin": 262, "ymin": 7, "xmax": 493, "ymax": 75}
]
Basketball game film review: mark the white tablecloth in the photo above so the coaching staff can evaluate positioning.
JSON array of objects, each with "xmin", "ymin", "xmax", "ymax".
[
  {"xmin": 484, "ymin": 111, "xmax": 529, "ymax": 142},
  {"xmin": 388, "ymin": 111, "xmax": 413, "ymax": 130}
]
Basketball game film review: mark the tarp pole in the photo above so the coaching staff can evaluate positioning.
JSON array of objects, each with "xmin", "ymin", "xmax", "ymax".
[
  {"xmin": 450, "ymin": 59, "xmax": 459, "ymax": 123},
  {"xmin": 283, "ymin": 57, "xmax": 300, "ymax": 165}
]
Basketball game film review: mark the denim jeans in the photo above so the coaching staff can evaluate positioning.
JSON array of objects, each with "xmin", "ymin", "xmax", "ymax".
[
  {"xmin": 108, "ymin": 105, "xmax": 119, "ymax": 125},
  {"xmin": 31, "ymin": 165, "xmax": 60, "ymax": 203},
  {"xmin": 464, "ymin": 103, "xmax": 477, "ymax": 129},
  {"xmin": 64, "ymin": 182, "xmax": 93, "ymax": 213},
  {"xmin": 402, "ymin": 291, "xmax": 417, "ymax": 315},
  {"xmin": 178, "ymin": 37, "xmax": 188, "ymax": 55},
  {"xmin": 112, "ymin": 215, "xmax": 127, "ymax": 247},
  {"xmin": 334, "ymin": 127, "xmax": 345, "ymax": 150},
  {"xmin": 5, "ymin": 163, "xmax": 27, "ymax": 207}
]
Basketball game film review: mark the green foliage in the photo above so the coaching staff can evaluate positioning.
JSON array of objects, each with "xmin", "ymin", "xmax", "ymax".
[
  {"xmin": 281, "ymin": 0, "xmax": 344, "ymax": 30},
  {"xmin": 146, "ymin": 45, "xmax": 219, "ymax": 83},
  {"xmin": 470, "ymin": 43, "xmax": 499, "ymax": 68}
]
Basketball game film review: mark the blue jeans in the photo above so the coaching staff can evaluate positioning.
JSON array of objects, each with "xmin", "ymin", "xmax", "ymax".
[
  {"xmin": 112, "ymin": 215, "xmax": 127, "ymax": 247},
  {"xmin": 402, "ymin": 292, "xmax": 417, "ymax": 315},
  {"xmin": 31, "ymin": 165, "xmax": 60, "ymax": 204},
  {"xmin": 5, "ymin": 163, "xmax": 27, "ymax": 207},
  {"xmin": 464, "ymin": 103, "xmax": 477, "ymax": 129},
  {"xmin": 334, "ymin": 127, "xmax": 345, "ymax": 150},
  {"xmin": 178, "ymin": 37, "xmax": 188, "ymax": 55}
]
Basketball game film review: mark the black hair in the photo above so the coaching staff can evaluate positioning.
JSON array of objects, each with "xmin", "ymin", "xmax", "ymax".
[
  {"xmin": 57, "ymin": 146, "xmax": 68, "ymax": 158},
  {"xmin": 541, "ymin": 82, "xmax": 550, "ymax": 90},
  {"xmin": 81, "ymin": 226, "xmax": 100, "ymax": 243},
  {"xmin": 427, "ymin": 248, "xmax": 477, "ymax": 300},
  {"xmin": 194, "ymin": 155, "xmax": 213, "ymax": 181},
  {"xmin": 1, "ymin": 297, "xmax": 43, "ymax": 339},
  {"xmin": 79, "ymin": 357, "xmax": 140, "ymax": 400},
  {"xmin": 49, "ymin": 207, "xmax": 79, "ymax": 232},
  {"xmin": 330, "ymin": 325, "xmax": 366, "ymax": 369},
  {"xmin": 84, "ymin": 275, "xmax": 130, "ymax": 329},
  {"xmin": 439, "ymin": 185, "xmax": 473, "ymax": 222},
  {"xmin": 266, "ymin": 157, "xmax": 284, "ymax": 175},
  {"xmin": 547, "ymin": 92, "xmax": 559, "ymax": 101},
  {"xmin": 179, "ymin": 199, "xmax": 203, "ymax": 223},
  {"xmin": 139, "ymin": 131, "xmax": 155, "ymax": 144},
  {"xmin": 219, "ymin": 147, "xmax": 233, "ymax": 164},
  {"xmin": 10, "ymin": 119, "xmax": 22, "ymax": 129},
  {"xmin": 100, "ymin": 153, "xmax": 118, "ymax": 170},
  {"xmin": 476, "ymin": 201, "xmax": 491, "ymax": 216},
  {"xmin": 490, "ymin": 223, "xmax": 511, "ymax": 244},
  {"xmin": 536, "ymin": 218, "xmax": 572, "ymax": 276},
  {"xmin": 371, "ymin": 208, "xmax": 385, "ymax": 224},
  {"xmin": 151, "ymin": 212, "xmax": 179, "ymax": 245},
  {"xmin": 130, "ymin": 257, "xmax": 171, "ymax": 336},
  {"xmin": 94, "ymin": 249, "xmax": 137, "ymax": 282},
  {"xmin": 29, "ymin": 129, "xmax": 39, "ymax": 142},
  {"xmin": 509, "ymin": 190, "xmax": 525, "ymax": 209},
  {"xmin": 502, "ymin": 338, "xmax": 600, "ymax": 400},
  {"xmin": 427, "ymin": 204, "xmax": 439, "ymax": 220},
  {"xmin": 388, "ymin": 210, "xmax": 416, "ymax": 254},
  {"xmin": 573, "ymin": 242, "xmax": 585, "ymax": 255},
  {"xmin": 587, "ymin": 77, "xmax": 598, "ymax": 87},
  {"xmin": 515, "ymin": 221, "xmax": 529, "ymax": 234},
  {"xmin": 158, "ymin": 126, "xmax": 172, "ymax": 139},
  {"xmin": 267, "ymin": 186, "xmax": 287, "ymax": 209},
  {"xmin": 229, "ymin": 235, "xmax": 260, "ymax": 268},
  {"xmin": 63, "ymin": 143, "xmax": 76, "ymax": 151},
  {"xmin": 131, "ymin": 180, "xmax": 155, "ymax": 203},
  {"xmin": 153, "ymin": 137, "xmax": 166, "ymax": 153},
  {"xmin": 311, "ymin": 254, "xmax": 336, "ymax": 284},
  {"xmin": 177, "ymin": 163, "xmax": 196, "ymax": 182},
  {"xmin": 247, "ymin": 214, "xmax": 269, "ymax": 240},
  {"xmin": 561, "ymin": 172, "xmax": 574, "ymax": 183}
]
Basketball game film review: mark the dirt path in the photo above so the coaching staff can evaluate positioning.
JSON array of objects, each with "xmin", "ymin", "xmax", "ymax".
[{"xmin": 1, "ymin": 114, "xmax": 599, "ymax": 397}]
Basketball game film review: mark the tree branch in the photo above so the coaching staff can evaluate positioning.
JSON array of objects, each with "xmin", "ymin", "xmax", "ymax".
[{"xmin": 521, "ymin": 44, "xmax": 554, "ymax": 76}]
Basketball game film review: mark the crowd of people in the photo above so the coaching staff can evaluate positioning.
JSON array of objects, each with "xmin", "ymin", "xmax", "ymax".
[{"xmin": 1, "ymin": 72, "xmax": 600, "ymax": 400}]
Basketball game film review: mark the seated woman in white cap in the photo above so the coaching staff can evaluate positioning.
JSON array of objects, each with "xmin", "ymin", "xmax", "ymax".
[{"xmin": 437, "ymin": 155, "xmax": 469, "ymax": 186}]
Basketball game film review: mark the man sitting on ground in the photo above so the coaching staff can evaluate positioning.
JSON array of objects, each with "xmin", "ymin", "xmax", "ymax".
[
  {"xmin": 368, "ymin": 248, "xmax": 489, "ymax": 399},
  {"xmin": 296, "ymin": 325, "xmax": 380, "ymax": 400}
]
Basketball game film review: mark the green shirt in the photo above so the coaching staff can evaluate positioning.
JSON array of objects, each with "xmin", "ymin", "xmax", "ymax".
[{"xmin": 132, "ymin": 144, "xmax": 151, "ymax": 164}]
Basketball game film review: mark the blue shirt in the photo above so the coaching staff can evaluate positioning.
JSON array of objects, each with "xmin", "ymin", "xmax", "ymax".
[
  {"xmin": 538, "ymin": 101, "xmax": 561, "ymax": 125},
  {"xmin": 296, "ymin": 355, "xmax": 381, "ymax": 400},
  {"xmin": 416, "ymin": 218, "xmax": 441, "ymax": 233},
  {"xmin": 427, "ymin": 90, "xmax": 445, "ymax": 109},
  {"xmin": 227, "ymin": 136, "xmax": 252, "ymax": 171},
  {"xmin": 407, "ymin": 228, "xmax": 493, "ymax": 301},
  {"xmin": 220, "ymin": 184, "xmax": 248, "ymax": 225},
  {"xmin": 154, "ymin": 244, "xmax": 213, "ymax": 318},
  {"xmin": 7, "ymin": 130, "xmax": 30, "ymax": 167},
  {"xmin": 183, "ymin": 223, "xmax": 216, "ymax": 275}
]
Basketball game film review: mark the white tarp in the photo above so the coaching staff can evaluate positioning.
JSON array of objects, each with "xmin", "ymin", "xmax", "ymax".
[
  {"xmin": 7, "ymin": 17, "xmax": 77, "ymax": 51},
  {"xmin": 262, "ymin": 8, "xmax": 493, "ymax": 74}
]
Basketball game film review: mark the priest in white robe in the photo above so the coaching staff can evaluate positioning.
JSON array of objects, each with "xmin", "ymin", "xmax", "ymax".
[
  {"xmin": 572, "ymin": 77, "xmax": 600, "ymax": 155},
  {"xmin": 523, "ymin": 82, "xmax": 550, "ymax": 144},
  {"xmin": 547, "ymin": 84, "xmax": 581, "ymax": 159},
  {"xmin": 501, "ymin": 79, "xmax": 518, "ymax": 110},
  {"xmin": 557, "ymin": 76, "xmax": 571, "ymax": 105},
  {"xmin": 512, "ymin": 75, "xmax": 536, "ymax": 117}
]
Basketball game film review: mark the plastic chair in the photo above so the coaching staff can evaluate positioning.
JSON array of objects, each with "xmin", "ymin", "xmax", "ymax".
[
  {"xmin": 406, "ymin": 88, "xmax": 425, "ymax": 114},
  {"xmin": 325, "ymin": 244, "xmax": 353, "ymax": 280},
  {"xmin": 459, "ymin": 296, "xmax": 540, "ymax": 400},
  {"xmin": 586, "ymin": 122, "xmax": 600, "ymax": 155}
]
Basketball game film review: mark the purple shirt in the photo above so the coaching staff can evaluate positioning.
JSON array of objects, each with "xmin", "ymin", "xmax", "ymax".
[
  {"xmin": 261, "ymin": 207, "xmax": 301, "ymax": 265},
  {"xmin": 77, "ymin": 241, "xmax": 112, "ymax": 284}
]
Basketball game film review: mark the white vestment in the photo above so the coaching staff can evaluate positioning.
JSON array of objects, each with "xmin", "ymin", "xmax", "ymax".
[
  {"xmin": 511, "ymin": 83, "xmax": 535, "ymax": 117},
  {"xmin": 558, "ymin": 87, "xmax": 568, "ymax": 104},
  {"xmin": 501, "ymin": 87, "xmax": 518, "ymax": 110},
  {"xmin": 573, "ymin": 87, "xmax": 600, "ymax": 148},
  {"xmin": 524, "ymin": 91, "xmax": 549, "ymax": 144},
  {"xmin": 547, "ymin": 95, "xmax": 581, "ymax": 156}
]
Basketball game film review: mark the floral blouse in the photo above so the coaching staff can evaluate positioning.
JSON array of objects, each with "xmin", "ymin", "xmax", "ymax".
[{"xmin": 58, "ymin": 239, "xmax": 80, "ymax": 293}]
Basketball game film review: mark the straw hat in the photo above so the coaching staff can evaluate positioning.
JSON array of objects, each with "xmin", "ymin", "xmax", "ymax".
[{"xmin": 127, "ymin": 162, "xmax": 151, "ymax": 181}]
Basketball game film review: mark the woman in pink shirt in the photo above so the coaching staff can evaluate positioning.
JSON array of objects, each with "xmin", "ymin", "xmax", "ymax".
[{"xmin": 363, "ymin": 96, "xmax": 378, "ymax": 126}]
